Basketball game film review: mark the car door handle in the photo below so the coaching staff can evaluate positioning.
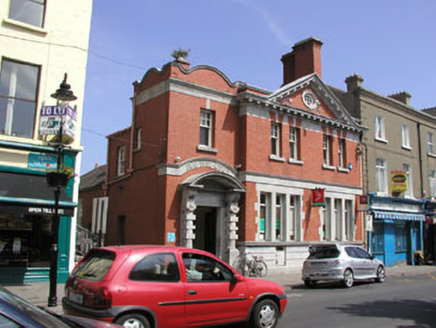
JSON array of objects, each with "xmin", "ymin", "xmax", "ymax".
[{"xmin": 187, "ymin": 290, "xmax": 197, "ymax": 295}]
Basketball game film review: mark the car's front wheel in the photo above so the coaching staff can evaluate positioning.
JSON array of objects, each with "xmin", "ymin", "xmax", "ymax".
[
  {"xmin": 250, "ymin": 299, "xmax": 279, "ymax": 328},
  {"xmin": 304, "ymin": 279, "xmax": 316, "ymax": 289},
  {"xmin": 115, "ymin": 313, "xmax": 151, "ymax": 328},
  {"xmin": 376, "ymin": 265, "xmax": 386, "ymax": 283},
  {"xmin": 342, "ymin": 269, "xmax": 354, "ymax": 288}
]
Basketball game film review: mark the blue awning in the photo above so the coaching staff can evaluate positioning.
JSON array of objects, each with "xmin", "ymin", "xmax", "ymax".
[{"xmin": 373, "ymin": 210, "xmax": 425, "ymax": 221}]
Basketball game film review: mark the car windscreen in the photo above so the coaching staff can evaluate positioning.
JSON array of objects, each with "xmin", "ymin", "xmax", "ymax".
[
  {"xmin": 308, "ymin": 246, "xmax": 340, "ymax": 259},
  {"xmin": 0, "ymin": 288, "xmax": 71, "ymax": 327},
  {"xmin": 72, "ymin": 249, "xmax": 115, "ymax": 281}
]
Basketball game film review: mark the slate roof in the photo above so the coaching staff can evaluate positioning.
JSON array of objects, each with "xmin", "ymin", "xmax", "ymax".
[{"xmin": 80, "ymin": 164, "xmax": 107, "ymax": 190}]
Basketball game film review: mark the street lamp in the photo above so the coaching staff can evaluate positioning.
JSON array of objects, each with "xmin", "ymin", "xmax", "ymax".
[{"xmin": 47, "ymin": 73, "xmax": 77, "ymax": 307}]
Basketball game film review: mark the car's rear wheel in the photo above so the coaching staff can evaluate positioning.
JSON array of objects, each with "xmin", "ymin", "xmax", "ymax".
[
  {"xmin": 250, "ymin": 299, "xmax": 279, "ymax": 328},
  {"xmin": 342, "ymin": 269, "xmax": 354, "ymax": 288},
  {"xmin": 304, "ymin": 279, "xmax": 316, "ymax": 288},
  {"xmin": 115, "ymin": 313, "xmax": 151, "ymax": 328},
  {"xmin": 376, "ymin": 265, "xmax": 386, "ymax": 283}
]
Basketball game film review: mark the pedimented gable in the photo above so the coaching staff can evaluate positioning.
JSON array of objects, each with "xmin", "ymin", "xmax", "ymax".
[{"xmin": 268, "ymin": 73, "xmax": 358, "ymax": 127}]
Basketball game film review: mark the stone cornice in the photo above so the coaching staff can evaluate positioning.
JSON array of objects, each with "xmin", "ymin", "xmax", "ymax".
[
  {"xmin": 358, "ymin": 87, "xmax": 436, "ymax": 126},
  {"xmin": 239, "ymin": 91, "xmax": 363, "ymax": 133}
]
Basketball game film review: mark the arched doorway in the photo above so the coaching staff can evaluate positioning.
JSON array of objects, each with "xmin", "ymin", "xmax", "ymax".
[{"xmin": 179, "ymin": 172, "xmax": 245, "ymax": 265}]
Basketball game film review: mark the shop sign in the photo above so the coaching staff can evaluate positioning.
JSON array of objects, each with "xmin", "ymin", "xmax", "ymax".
[
  {"xmin": 312, "ymin": 189, "xmax": 325, "ymax": 207},
  {"xmin": 28, "ymin": 207, "xmax": 66, "ymax": 215},
  {"xmin": 167, "ymin": 232, "xmax": 176, "ymax": 242},
  {"xmin": 28, "ymin": 153, "xmax": 57, "ymax": 169},
  {"xmin": 391, "ymin": 170, "xmax": 407, "ymax": 193},
  {"xmin": 39, "ymin": 105, "xmax": 77, "ymax": 144}
]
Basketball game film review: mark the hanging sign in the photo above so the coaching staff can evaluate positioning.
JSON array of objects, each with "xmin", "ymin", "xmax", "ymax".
[
  {"xmin": 39, "ymin": 105, "xmax": 77, "ymax": 144},
  {"xmin": 391, "ymin": 170, "xmax": 407, "ymax": 193},
  {"xmin": 312, "ymin": 189, "xmax": 325, "ymax": 207}
]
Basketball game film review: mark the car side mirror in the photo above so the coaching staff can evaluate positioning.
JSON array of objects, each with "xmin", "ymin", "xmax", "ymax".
[
  {"xmin": 370, "ymin": 254, "xmax": 375, "ymax": 260},
  {"xmin": 230, "ymin": 273, "xmax": 244, "ymax": 284}
]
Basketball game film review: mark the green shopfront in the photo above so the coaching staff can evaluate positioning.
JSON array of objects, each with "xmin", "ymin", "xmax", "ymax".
[
  {"xmin": 0, "ymin": 141, "xmax": 77, "ymax": 283},
  {"xmin": 369, "ymin": 194, "xmax": 425, "ymax": 267}
]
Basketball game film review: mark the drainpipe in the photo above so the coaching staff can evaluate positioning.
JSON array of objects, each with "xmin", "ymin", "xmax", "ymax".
[
  {"xmin": 417, "ymin": 123, "xmax": 425, "ymax": 256},
  {"xmin": 417, "ymin": 123, "xmax": 425, "ymax": 198}
]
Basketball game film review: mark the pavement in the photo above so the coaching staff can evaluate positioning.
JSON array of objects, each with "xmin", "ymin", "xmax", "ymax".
[{"xmin": 3, "ymin": 264, "xmax": 436, "ymax": 315}]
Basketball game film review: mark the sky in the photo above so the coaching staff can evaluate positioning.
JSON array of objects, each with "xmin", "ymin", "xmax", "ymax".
[{"xmin": 80, "ymin": 0, "xmax": 436, "ymax": 175}]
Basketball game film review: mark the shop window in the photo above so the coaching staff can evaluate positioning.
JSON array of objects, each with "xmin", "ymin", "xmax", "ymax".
[
  {"xmin": 289, "ymin": 195, "xmax": 301, "ymax": 241},
  {"xmin": 0, "ymin": 59, "xmax": 40, "ymax": 138},
  {"xmin": 258, "ymin": 193, "xmax": 269, "ymax": 241},
  {"xmin": 322, "ymin": 198, "xmax": 332, "ymax": 241},
  {"xmin": 8, "ymin": 0, "xmax": 46, "ymax": 27},
  {"xmin": 344, "ymin": 200, "xmax": 354, "ymax": 241},
  {"xmin": 334, "ymin": 199, "xmax": 342, "ymax": 240},
  {"xmin": 372, "ymin": 221, "xmax": 384, "ymax": 254},
  {"xmin": 395, "ymin": 223, "xmax": 408, "ymax": 252},
  {"xmin": 275, "ymin": 194, "xmax": 285, "ymax": 241}
]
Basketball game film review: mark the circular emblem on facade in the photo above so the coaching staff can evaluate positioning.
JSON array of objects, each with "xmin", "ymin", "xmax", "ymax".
[{"xmin": 302, "ymin": 89, "xmax": 319, "ymax": 110}]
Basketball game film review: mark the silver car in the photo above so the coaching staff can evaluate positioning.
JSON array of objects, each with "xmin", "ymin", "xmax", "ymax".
[{"xmin": 302, "ymin": 243, "xmax": 385, "ymax": 288}]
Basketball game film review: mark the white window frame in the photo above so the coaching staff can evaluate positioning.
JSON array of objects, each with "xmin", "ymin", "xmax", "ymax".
[
  {"xmin": 135, "ymin": 128, "xmax": 142, "ymax": 150},
  {"xmin": 401, "ymin": 124, "xmax": 411, "ymax": 149},
  {"xmin": 258, "ymin": 193, "xmax": 270, "ymax": 241},
  {"xmin": 271, "ymin": 122, "xmax": 281, "ymax": 157},
  {"xmin": 376, "ymin": 158, "xmax": 388, "ymax": 194},
  {"xmin": 403, "ymin": 164, "xmax": 413, "ymax": 197},
  {"xmin": 344, "ymin": 200, "xmax": 354, "ymax": 241},
  {"xmin": 8, "ymin": 0, "xmax": 46, "ymax": 28},
  {"xmin": 289, "ymin": 127, "xmax": 298, "ymax": 160},
  {"xmin": 428, "ymin": 132, "xmax": 434, "ymax": 154},
  {"xmin": 117, "ymin": 146, "xmax": 126, "ymax": 176},
  {"xmin": 338, "ymin": 139, "xmax": 346, "ymax": 168},
  {"xmin": 323, "ymin": 135, "xmax": 332, "ymax": 166},
  {"xmin": 375, "ymin": 115, "xmax": 387, "ymax": 142},
  {"xmin": 0, "ymin": 59, "xmax": 39, "ymax": 138},
  {"xmin": 199, "ymin": 110, "xmax": 213, "ymax": 148},
  {"xmin": 430, "ymin": 171, "xmax": 436, "ymax": 199},
  {"xmin": 334, "ymin": 199, "xmax": 343, "ymax": 241},
  {"xmin": 275, "ymin": 194, "xmax": 285, "ymax": 241},
  {"xmin": 289, "ymin": 195, "xmax": 300, "ymax": 241}
]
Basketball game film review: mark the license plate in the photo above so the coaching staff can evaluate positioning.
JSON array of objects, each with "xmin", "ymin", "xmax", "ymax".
[{"xmin": 69, "ymin": 291, "xmax": 83, "ymax": 304}]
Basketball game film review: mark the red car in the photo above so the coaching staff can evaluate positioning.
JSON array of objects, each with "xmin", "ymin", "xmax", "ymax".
[{"xmin": 63, "ymin": 246, "xmax": 287, "ymax": 328}]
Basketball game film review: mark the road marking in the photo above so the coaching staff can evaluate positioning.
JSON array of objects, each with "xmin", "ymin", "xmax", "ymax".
[
  {"xmin": 286, "ymin": 293, "xmax": 303, "ymax": 298},
  {"xmin": 428, "ymin": 273, "xmax": 436, "ymax": 281}
]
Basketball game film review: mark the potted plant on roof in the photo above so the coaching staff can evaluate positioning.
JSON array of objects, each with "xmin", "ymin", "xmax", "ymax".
[{"xmin": 46, "ymin": 164, "xmax": 74, "ymax": 187}]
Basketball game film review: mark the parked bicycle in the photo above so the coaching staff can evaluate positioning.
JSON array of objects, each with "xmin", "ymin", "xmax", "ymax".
[{"xmin": 233, "ymin": 252, "xmax": 268, "ymax": 278}]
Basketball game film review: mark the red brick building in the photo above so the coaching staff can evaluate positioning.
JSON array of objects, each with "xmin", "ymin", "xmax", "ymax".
[{"xmin": 104, "ymin": 37, "xmax": 365, "ymax": 271}]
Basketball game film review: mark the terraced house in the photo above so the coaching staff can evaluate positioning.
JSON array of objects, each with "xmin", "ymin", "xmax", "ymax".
[
  {"xmin": 99, "ymin": 38, "xmax": 365, "ymax": 272},
  {"xmin": 0, "ymin": 0, "xmax": 93, "ymax": 283},
  {"xmin": 334, "ymin": 77, "xmax": 436, "ymax": 266}
]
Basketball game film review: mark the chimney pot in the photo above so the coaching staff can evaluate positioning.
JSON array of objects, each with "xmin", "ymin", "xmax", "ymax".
[{"xmin": 388, "ymin": 91, "xmax": 412, "ymax": 106}]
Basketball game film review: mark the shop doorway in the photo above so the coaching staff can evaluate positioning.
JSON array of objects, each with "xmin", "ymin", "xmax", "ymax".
[{"xmin": 193, "ymin": 207, "xmax": 217, "ymax": 254}]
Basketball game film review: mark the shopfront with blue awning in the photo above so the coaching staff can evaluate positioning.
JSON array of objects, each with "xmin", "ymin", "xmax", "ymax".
[{"xmin": 368, "ymin": 194, "xmax": 425, "ymax": 267}]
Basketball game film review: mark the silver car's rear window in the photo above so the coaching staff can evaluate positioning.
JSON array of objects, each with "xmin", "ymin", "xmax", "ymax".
[
  {"xmin": 72, "ymin": 249, "xmax": 115, "ymax": 281},
  {"xmin": 308, "ymin": 246, "xmax": 340, "ymax": 259}
]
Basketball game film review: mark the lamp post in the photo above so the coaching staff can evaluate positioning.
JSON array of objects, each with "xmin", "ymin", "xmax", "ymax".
[{"xmin": 47, "ymin": 74, "xmax": 77, "ymax": 307}]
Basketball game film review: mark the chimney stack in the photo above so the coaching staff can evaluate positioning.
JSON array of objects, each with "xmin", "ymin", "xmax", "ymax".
[
  {"xmin": 345, "ymin": 74, "xmax": 364, "ymax": 91},
  {"xmin": 281, "ymin": 37, "xmax": 323, "ymax": 86},
  {"xmin": 388, "ymin": 91, "xmax": 411, "ymax": 106}
]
